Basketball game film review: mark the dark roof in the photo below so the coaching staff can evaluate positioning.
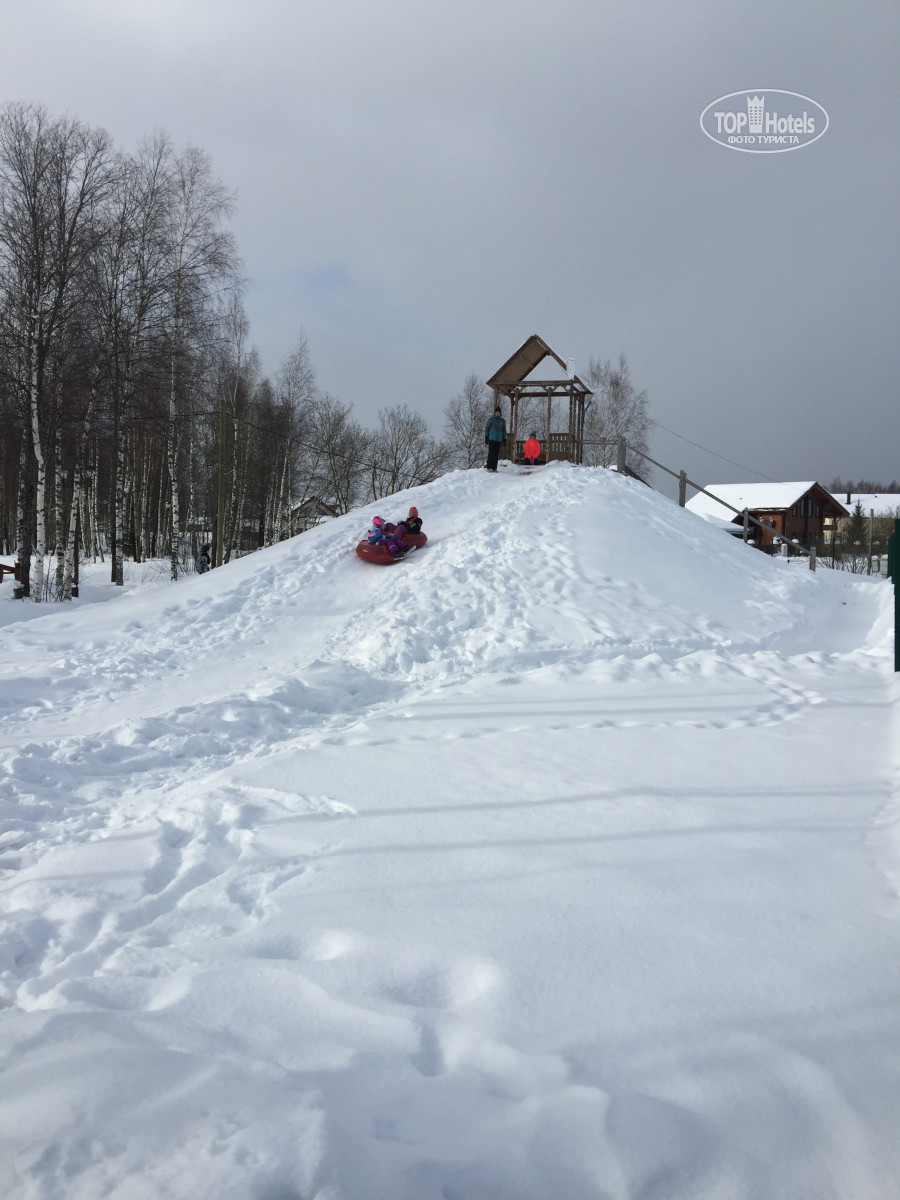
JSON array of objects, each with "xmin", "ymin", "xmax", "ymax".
[{"xmin": 486, "ymin": 334, "xmax": 591, "ymax": 393}]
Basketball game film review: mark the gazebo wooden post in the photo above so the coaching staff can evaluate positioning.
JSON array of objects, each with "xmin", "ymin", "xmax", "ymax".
[
  {"xmin": 494, "ymin": 384, "xmax": 501, "ymax": 463},
  {"xmin": 509, "ymin": 388, "xmax": 518, "ymax": 462}
]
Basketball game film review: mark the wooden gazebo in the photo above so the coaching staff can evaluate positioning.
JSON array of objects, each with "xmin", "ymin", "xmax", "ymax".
[{"xmin": 486, "ymin": 334, "xmax": 593, "ymax": 465}]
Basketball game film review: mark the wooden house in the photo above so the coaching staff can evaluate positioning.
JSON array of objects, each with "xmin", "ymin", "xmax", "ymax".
[{"xmin": 686, "ymin": 482, "xmax": 848, "ymax": 549}]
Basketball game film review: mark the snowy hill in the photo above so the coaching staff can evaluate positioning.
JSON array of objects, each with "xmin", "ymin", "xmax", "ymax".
[{"xmin": 1, "ymin": 463, "xmax": 899, "ymax": 1199}]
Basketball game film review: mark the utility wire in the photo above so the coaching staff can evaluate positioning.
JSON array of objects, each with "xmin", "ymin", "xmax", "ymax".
[{"xmin": 649, "ymin": 418, "xmax": 779, "ymax": 482}]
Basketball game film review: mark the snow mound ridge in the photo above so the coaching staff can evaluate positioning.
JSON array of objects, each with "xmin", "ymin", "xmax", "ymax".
[
  {"xmin": 312, "ymin": 462, "xmax": 875, "ymax": 684},
  {"xmin": 0, "ymin": 463, "xmax": 886, "ymax": 732}
]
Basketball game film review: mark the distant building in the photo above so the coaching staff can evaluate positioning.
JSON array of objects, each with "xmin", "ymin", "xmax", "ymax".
[
  {"xmin": 686, "ymin": 482, "xmax": 848, "ymax": 549},
  {"xmin": 828, "ymin": 493, "xmax": 900, "ymax": 560},
  {"xmin": 291, "ymin": 497, "xmax": 338, "ymax": 532},
  {"xmin": 830, "ymin": 492, "xmax": 900, "ymax": 519}
]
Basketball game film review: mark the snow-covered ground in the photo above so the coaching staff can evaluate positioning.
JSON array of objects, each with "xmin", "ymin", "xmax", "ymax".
[{"xmin": 1, "ymin": 462, "xmax": 899, "ymax": 1200}]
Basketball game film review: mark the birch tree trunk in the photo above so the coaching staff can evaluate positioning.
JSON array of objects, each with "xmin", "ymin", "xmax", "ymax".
[
  {"xmin": 90, "ymin": 441, "xmax": 103, "ymax": 562},
  {"xmin": 141, "ymin": 444, "xmax": 154, "ymax": 563},
  {"xmin": 167, "ymin": 341, "xmax": 181, "ymax": 580},
  {"xmin": 157, "ymin": 474, "xmax": 169, "ymax": 559},
  {"xmin": 14, "ymin": 439, "xmax": 28, "ymax": 597},
  {"xmin": 185, "ymin": 418, "xmax": 197, "ymax": 552},
  {"xmin": 224, "ymin": 410, "xmax": 241, "ymax": 562},
  {"xmin": 234, "ymin": 441, "xmax": 249, "ymax": 557},
  {"xmin": 113, "ymin": 406, "xmax": 126, "ymax": 584},
  {"xmin": 29, "ymin": 335, "xmax": 47, "ymax": 602},
  {"xmin": 276, "ymin": 448, "xmax": 289, "ymax": 544},
  {"xmin": 62, "ymin": 456, "xmax": 81, "ymax": 600},
  {"xmin": 54, "ymin": 425, "xmax": 64, "ymax": 593}
]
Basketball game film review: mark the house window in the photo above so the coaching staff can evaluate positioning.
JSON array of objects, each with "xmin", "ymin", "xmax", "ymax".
[{"xmin": 792, "ymin": 506, "xmax": 798, "ymax": 516}]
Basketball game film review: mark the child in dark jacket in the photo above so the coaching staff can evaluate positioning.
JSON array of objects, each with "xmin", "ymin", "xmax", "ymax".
[{"xmin": 397, "ymin": 506, "xmax": 422, "ymax": 535}]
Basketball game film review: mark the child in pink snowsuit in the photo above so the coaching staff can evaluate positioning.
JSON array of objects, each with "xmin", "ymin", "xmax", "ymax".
[{"xmin": 368, "ymin": 516, "xmax": 408, "ymax": 558}]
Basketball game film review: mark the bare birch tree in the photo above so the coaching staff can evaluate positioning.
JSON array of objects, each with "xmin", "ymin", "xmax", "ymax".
[
  {"xmin": 443, "ymin": 372, "xmax": 490, "ymax": 469},
  {"xmin": 92, "ymin": 133, "xmax": 173, "ymax": 583},
  {"xmin": 0, "ymin": 102, "xmax": 112, "ymax": 599},
  {"xmin": 161, "ymin": 145, "xmax": 238, "ymax": 579},
  {"xmin": 583, "ymin": 354, "xmax": 650, "ymax": 478},
  {"xmin": 369, "ymin": 403, "xmax": 449, "ymax": 499},
  {"xmin": 306, "ymin": 392, "xmax": 368, "ymax": 514},
  {"xmin": 272, "ymin": 333, "xmax": 317, "ymax": 540}
]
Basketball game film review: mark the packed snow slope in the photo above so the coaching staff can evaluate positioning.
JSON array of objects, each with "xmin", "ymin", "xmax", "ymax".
[{"xmin": 1, "ymin": 462, "xmax": 899, "ymax": 1200}]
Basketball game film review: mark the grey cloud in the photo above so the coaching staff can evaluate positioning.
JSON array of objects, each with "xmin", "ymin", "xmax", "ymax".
[{"xmin": 1, "ymin": 0, "xmax": 896, "ymax": 488}]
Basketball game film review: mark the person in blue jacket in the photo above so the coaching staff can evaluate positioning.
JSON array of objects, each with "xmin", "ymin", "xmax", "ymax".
[{"xmin": 484, "ymin": 406, "xmax": 507, "ymax": 472}]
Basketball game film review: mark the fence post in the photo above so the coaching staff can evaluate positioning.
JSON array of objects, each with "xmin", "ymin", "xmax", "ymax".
[
  {"xmin": 742, "ymin": 508, "xmax": 750, "ymax": 542},
  {"xmin": 616, "ymin": 438, "xmax": 627, "ymax": 474},
  {"xmin": 889, "ymin": 520, "xmax": 899, "ymax": 672},
  {"xmin": 809, "ymin": 545, "xmax": 816, "ymax": 571},
  {"xmin": 678, "ymin": 471, "xmax": 687, "ymax": 507}
]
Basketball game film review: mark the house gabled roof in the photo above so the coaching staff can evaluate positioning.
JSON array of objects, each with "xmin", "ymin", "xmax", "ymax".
[
  {"xmin": 486, "ymin": 334, "xmax": 591, "ymax": 393},
  {"xmin": 686, "ymin": 482, "xmax": 848, "ymax": 522},
  {"xmin": 292, "ymin": 496, "xmax": 337, "ymax": 517}
]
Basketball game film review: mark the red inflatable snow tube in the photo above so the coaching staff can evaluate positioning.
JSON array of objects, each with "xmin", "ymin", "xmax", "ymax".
[{"xmin": 355, "ymin": 532, "xmax": 427, "ymax": 564}]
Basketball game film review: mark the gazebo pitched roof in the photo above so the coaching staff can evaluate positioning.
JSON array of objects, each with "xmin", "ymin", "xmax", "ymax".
[{"xmin": 486, "ymin": 334, "xmax": 591, "ymax": 393}]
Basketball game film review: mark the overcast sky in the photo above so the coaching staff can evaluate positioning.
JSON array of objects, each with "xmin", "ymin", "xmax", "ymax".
[{"xmin": 2, "ymin": 0, "xmax": 898, "ymax": 492}]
